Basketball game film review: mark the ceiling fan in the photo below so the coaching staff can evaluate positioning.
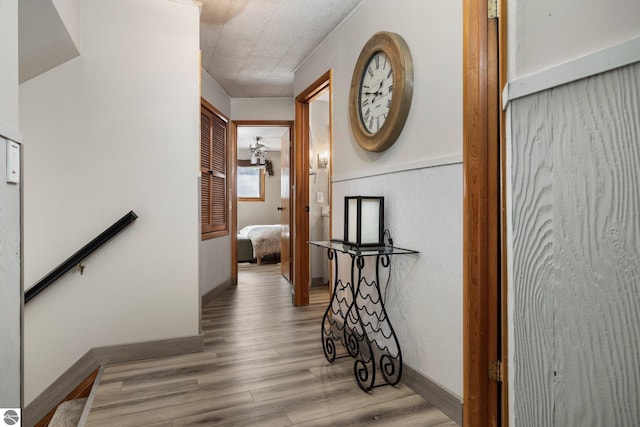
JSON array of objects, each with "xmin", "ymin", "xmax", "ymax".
[{"xmin": 248, "ymin": 136, "xmax": 269, "ymax": 165}]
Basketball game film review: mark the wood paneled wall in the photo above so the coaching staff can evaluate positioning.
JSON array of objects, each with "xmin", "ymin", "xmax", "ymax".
[{"xmin": 511, "ymin": 62, "xmax": 640, "ymax": 426}]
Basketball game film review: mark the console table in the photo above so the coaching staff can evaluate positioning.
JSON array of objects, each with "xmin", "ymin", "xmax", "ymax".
[{"xmin": 309, "ymin": 240, "xmax": 418, "ymax": 391}]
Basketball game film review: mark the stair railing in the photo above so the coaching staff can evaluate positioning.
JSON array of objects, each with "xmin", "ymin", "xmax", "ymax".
[{"xmin": 25, "ymin": 210, "xmax": 138, "ymax": 303}]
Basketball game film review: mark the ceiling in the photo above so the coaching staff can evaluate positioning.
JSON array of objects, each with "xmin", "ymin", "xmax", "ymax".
[
  {"xmin": 200, "ymin": 0, "xmax": 362, "ymax": 98},
  {"xmin": 237, "ymin": 126, "xmax": 289, "ymax": 156}
]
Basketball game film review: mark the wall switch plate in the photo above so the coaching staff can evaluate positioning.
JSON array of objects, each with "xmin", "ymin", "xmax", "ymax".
[
  {"xmin": 6, "ymin": 139, "xmax": 20, "ymax": 184},
  {"xmin": 317, "ymin": 192, "xmax": 324, "ymax": 203}
]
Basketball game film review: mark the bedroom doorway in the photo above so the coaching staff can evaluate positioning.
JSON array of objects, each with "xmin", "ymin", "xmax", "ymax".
[
  {"xmin": 293, "ymin": 70, "xmax": 333, "ymax": 306},
  {"xmin": 308, "ymin": 89, "xmax": 331, "ymax": 288},
  {"xmin": 230, "ymin": 121, "xmax": 294, "ymax": 284}
]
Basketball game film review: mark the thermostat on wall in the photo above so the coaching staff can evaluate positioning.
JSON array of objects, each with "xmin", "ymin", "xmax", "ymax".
[{"xmin": 6, "ymin": 139, "xmax": 20, "ymax": 184}]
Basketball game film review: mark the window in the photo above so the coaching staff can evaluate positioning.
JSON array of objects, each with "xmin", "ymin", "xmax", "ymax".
[
  {"xmin": 237, "ymin": 166, "xmax": 265, "ymax": 201},
  {"xmin": 201, "ymin": 100, "xmax": 229, "ymax": 239}
]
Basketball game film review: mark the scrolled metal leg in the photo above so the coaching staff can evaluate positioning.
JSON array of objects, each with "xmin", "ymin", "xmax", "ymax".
[
  {"xmin": 372, "ymin": 253, "xmax": 403, "ymax": 386},
  {"xmin": 379, "ymin": 353, "xmax": 402, "ymax": 386},
  {"xmin": 321, "ymin": 248, "xmax": 344, "ymax": 363},
  {"xmin": 354, "ymin": 356, "xmax": 376, "ymax": 392},
  {"xmin": 322, "ymin": 336, "xmax": 337, "ymax": 362}
]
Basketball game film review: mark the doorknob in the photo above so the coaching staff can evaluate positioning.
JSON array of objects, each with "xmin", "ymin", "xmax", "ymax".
[{"xmin": 277, "ymin": 206, "xmax": 284, "ymax": 211}]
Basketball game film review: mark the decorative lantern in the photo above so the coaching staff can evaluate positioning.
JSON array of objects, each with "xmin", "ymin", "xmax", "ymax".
[{"xmin": 343, "ymin": 196, "xmax": 384, "ymax": 247}]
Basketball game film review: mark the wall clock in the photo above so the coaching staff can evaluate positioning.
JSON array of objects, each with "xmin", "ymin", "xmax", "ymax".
[{"xmin": 349, "ymin": 31, "xmax": 414, "ymax": 152}]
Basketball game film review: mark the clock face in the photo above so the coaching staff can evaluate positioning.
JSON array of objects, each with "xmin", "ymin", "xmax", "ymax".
[
  {"xmin": 349, "ymin": 31, "xmax": 413, "ymax": 152},
  {"xmin": 358, "ymin": 51, "xmax": 394, "ymax": 134}
]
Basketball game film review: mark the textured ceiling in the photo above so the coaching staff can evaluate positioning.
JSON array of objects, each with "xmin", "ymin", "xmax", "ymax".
[{"xmin": 200, "ymin": 0, "xmax": 362, "ymax": 98}]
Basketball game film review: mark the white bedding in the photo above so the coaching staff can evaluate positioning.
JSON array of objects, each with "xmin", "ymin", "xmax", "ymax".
[{"xmin": 239, "ymin": 225, "xmax": 281, "ymax": 260}]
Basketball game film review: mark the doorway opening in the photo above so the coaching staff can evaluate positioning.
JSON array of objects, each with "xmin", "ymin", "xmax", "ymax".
[
  {"xmin": 230, "ymin": 121, "xmax": 294, "ymax": 285},
  {"xmin": 293, "ymin": 70, "xmax": 333, "ymax": 306},
  {"xmin": 308, "ymin": 89, "xmax": 331, "ymax": 290}
]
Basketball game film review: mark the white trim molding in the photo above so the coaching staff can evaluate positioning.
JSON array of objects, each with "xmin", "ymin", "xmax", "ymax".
[
  {"xmin": 503, "ymin": 36, "xmax": 640, "ymax": 109},
  {"xmin": 332, "ymin": 153, "xmax": 462, "ymax": 183}
]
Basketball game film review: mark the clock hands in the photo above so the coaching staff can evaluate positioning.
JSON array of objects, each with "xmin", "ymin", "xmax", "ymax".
[{"xmin": 362, "ymin": 79, "xmax": 386, "ymax": 101}]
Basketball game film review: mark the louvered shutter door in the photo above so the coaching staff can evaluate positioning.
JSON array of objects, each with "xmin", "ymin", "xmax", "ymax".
[
  {"xmin": 210, "ymin": 117, "xmax": 227, "ymax": 230},
  {"xmin": 201, "ymin": 104, "xmax": 228, "ymax": 237},
  {"xmin": 201, "ymin": 110, "xmax": 212, "ymax": 233}
]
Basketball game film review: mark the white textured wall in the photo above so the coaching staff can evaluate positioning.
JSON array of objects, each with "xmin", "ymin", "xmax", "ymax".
[
  {"xmin": 295, "ymin": 0, "xmax": 462, "ymax": 179},
  {"xmin": 0, "ymin": 0, "xmax": 19, "ymax": 138},
  {"xmin": 333, "ymin": 165, "xmax": 463, "ymax": 396},
  {"xmin": 294, "ymin": 0, "xmax": 463, "ymax": 396},
  {"xmin": 18, "ymin": 0, "xmax": 80, "ymax": 84},
  {"xmin": 510, "ymin": 63, "xmax": 640, "ymax": 426},
  {"xmin": 20, "ymin": 0, "xmax": 201, "ymax": 404},
  {"xmin": 202, "ymin": 69, "xmax": 230, "ymax": 117},
  {"xmin": 510, "ymin": 0, "xmax": 640, "ymax": 78},
  {"xmin": 200, "ymin": 69, "xmax": 231, "ymax": 298},
  {"xmin": 52, "ymin": 0, "xmax": 81, "ymax": 52},
  {"xmin": 309, "ymin": 100, "xmax": 330, "ymax": 281},
  {"xmin": 230, "ymin": 98, "xmax": 294, "ymax": 121},
  {"xmin": 0, "ymin": 138, "xmax": 21, "ymax": 408},
  {"xmin": 0, "ymin": 0, "xmax": 21, "ymax": 409},
  {"xmin": 508, "ymin": 3, "xmax": 640, "ymax": 425}
]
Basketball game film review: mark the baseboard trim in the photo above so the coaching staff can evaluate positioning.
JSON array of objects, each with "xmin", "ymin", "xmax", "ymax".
[
  {"xmin": 201, "ymin": 279, "xmax": 233, "ymax": 307},
  {"xmin": 92, "ymin": 333, "xmax": 204, "ymax": 365},
  {"xmin": 24, "ymin": 333, "xmax": 204, "ymax": 427},
  {"xmin": 402, "ymin": 364, "xmax": 462, "ymax": 425}
]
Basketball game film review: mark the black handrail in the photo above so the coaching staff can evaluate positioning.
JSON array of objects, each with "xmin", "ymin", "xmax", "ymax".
[{"xmin": 25, "ymin": 210, "xmax": 138, "ymax": 304}]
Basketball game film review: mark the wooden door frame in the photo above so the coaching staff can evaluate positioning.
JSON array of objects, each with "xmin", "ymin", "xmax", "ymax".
[
  {"xmin": 463, "ymin": 0, "xmax": 508, "ymax": 425},
  {"xmin": 230, "ymin": 120, "xmax": 294, "ymax": 285},
  {"xmin": 292, "ymin": 70, "xmax": 332, "ymax": 307}
]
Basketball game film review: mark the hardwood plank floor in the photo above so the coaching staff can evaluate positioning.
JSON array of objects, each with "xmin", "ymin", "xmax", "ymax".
[{"xmin": 86, "ymin": 264, "xmax": 458, "ymax": 426}]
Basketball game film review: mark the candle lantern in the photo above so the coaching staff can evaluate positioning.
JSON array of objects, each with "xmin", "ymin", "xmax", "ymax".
[{"xmin": 344, "ymin": 196, "xmax": 384, "ymax": 247}]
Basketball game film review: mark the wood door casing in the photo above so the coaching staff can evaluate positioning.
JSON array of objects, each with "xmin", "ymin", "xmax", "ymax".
[
  {"xmin": 230, "ymin": 122, "xmax": 238, "ymax": 284},
  {"xmin": 293, "ymin": 101, "xmax": 310, "ymax": 306},
  {"xmin": 293, "ymin": 70, "xmax": 332, "ymax": 307},
  {"xmin": 463, "ymin": 0, "xmax": 505, "ymax": 425},
  {"xmin": 280, "ymin": 129, "xmax": 292, "ymax": 281}
]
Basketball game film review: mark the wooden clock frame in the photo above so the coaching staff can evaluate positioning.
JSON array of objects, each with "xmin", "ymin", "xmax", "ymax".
[{"xmin": 349, "ymin": 31, "xmax": 414, "ymax": 152}]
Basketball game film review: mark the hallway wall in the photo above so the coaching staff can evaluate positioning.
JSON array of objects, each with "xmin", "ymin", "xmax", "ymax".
[
  {"xmin": 200, "ymin": 70, "xmax": 232, "ymax": 299},
  {"xmin": 0, "ymin": 137, "xmax": 21, "ymax": 408},
  {"xmin": 508, "ymin": 0, "xmax": 640, "ymax": 78},
  {"xmin": 0, "ymin": 0, "xmax": 19, "ymax": 138},
  {"xmin": 507, "ymin": 1, "xmax": 640, "ymax": 424},
  {"xmin": 19, "ymin": 0, "xmax": 201, "ymax": 405},
  {"xmin": 510, "ymin": 60, "xmax": 640, "ymax": 427},
  {"xmin": 295, "ymin": 0, "xmax": 463, "ymax": 398}
]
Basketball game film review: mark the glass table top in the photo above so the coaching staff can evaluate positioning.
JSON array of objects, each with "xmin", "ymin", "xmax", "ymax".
[{"xmin": 309, "ymin": 240, "xmax": 419, "ymax": 256}]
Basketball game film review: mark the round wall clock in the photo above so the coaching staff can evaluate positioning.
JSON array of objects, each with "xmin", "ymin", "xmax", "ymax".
[{"xmin": 349, "ymin": 31, "xmax": 414, "ymax": 152}]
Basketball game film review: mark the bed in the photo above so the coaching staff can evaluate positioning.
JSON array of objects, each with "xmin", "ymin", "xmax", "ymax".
[{"xmin": 237, "ymin": 225, "xmax": 282, "ymax": 264}]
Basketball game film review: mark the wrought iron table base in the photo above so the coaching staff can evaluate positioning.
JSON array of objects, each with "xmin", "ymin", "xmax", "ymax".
[{"xmin": 315, "ymin": 242, "xmax": 413, "ymax": 392}]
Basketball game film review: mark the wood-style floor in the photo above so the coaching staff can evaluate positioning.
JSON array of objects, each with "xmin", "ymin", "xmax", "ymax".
[{"xmin": 85, "ymin": 264, "xmax": 457, "ymax": 426}]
